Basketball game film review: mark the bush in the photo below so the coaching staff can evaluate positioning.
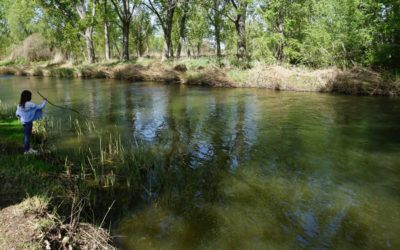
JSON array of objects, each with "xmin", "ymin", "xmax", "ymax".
[
  {"xmin": 11, "ymin": 34, "xmax": 53, "ymax": 62},
  {"xmin": 48, "ymin": 68, "xmax": 75, "ymax": 78}
]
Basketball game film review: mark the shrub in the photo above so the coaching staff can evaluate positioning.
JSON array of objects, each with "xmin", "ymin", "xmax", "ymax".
[
  {"xmin": 48, "ymin": 68, "xmax": 75, "ymax": 78},
  {"xmin": 11, "ymin": 34, "xmax": 53, "ymax": 62}
]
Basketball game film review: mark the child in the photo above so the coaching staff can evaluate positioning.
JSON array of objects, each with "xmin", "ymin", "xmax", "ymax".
[{"xmin": 16, "ymin": 90, "xmax": 47, "ymax": 154}]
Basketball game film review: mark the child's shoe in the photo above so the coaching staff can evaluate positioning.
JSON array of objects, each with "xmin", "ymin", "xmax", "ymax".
[{"xmin": 24, "ymin": 148, "xmax": 38, "ymax": 155}]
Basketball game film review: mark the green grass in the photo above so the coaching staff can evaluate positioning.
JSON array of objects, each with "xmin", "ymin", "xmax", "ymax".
[
  {"xmin": 0, "ymin": 119, "xmax": 22, "ymax": 144},
  {"xmin": 227, "ymin": 69, "xmax": 250, "ymax": 84},
  {"xmin": 0, "ymin": 59, "xmax": 26, "ymax": 66},
  {"xmin": 48, "ymin": 67, "xmax": 75, "ymax": 78},
  {"xmin": 0, "ymin": 101, "xmax": 163, "ymax": 213}
]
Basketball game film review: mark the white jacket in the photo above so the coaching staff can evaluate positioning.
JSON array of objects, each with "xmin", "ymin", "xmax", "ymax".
[{"xmin": 16, "ymin": 101, "xmax": 46, "ymax": 124}]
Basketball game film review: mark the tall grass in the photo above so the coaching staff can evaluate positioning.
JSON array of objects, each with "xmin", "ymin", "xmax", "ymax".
[
  {"xmin": 0, "ymin": 104, "xmax": 165, "ymax": 192},
  {"xmin": 0, "ymin": 100, "xmax": 15, "ymax": 119}
]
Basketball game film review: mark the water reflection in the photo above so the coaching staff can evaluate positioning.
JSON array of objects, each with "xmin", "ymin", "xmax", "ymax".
[{"xmin": 0, "ymin": 77, "xmax": 399, "ymax": 249}]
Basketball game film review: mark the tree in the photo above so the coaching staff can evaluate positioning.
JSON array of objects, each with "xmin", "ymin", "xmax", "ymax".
[
  {"xmin": 227, "ymin": 0, "xmax": 250, "ymax": 61},
  {"xmin": 34, "ymin": 0, "xmax": 81, "ymax": 61},
  {"xmin": 204, "ymin": 0, "xmax": 227, "ymax": 58},
  {"xmin": 144, "ymin": 0, "xmax": 178, "ymax": 58},
  {"xmin": 186, "ymin": 3, "xmax": 207, "ymax": 57},
  {"xmin": 75, "ymin": 0, "xmax": 98, "ymax": 63},
  {"xmin": 258, "ymin": 0, "xmax": 311, "ymax": 63},
  {"xmin": 0, "ymin": 1, "xmax": 11, "ymax": 57},
  {"xmin": 176, "ymin": 0, "xmax": 190, "ymax": 58},
  {"xmin": 110, "ymin": 0, "xmax": 138, "ymax": 61},
  {"xmin": 4, "ymin": 0, "xmax": 46, "ymax": 46},
  {"xmin": 369, "ymin": 0, "xmax": 400, "ymax": 68},
  {"xmin": 131, "ymin": 7, "xmax": 154, "ymax": 57},
  {"xmin": 103, "ymin": 0, "xmax": 112, "ymax": 60}
]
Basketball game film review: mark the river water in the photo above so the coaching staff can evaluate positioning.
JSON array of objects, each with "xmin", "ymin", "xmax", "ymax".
[{"xmin": 1, "ymin": 76, "xmax": 400, "ymax": 249}]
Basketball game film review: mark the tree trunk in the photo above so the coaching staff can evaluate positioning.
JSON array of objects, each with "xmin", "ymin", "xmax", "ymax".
[
  {"xmin": 164, "ymin": 1, "xmax": 175, "ymax": 58},
  {"xmin": 231, "ymin": 1, "xmax": 247, "ymax": 61},
  {"xmin": 234, "ymin": 14, "xmax": 246, "ymax": 60},
  {"xmin": 215, "ymin": 22, "xmax": 221, "ymax": 57},
  {"xmin": 275, "ymin": 14, "xmax": 284, "ymax": 61},
  {"xmin": 122, "ymin": 22, "xmax": 130, "ymax": 61},
  {"xmin": 177, "ymin": 37, "xmax": 184, "ymax": 58},
  {"xmin": 177, "ymin": 4, "xmax": 188, "ymax": 58},
  {"xmin": 104, "ymin": 23, "xmax": 111, "ymax": 60},
  {"xmin": 76, "ymin": 0, "xmax": 97, "ymax": 63},
  {"xmin": 212, "ymin": 0, "xmax": 222, "ymax": 58},
  {"xmin": 104, "ymin": 0, "xmax": 111, "ymax": 60},
  {"xmin": 110, "ymin": 0, "xmax": 136, "ymax": 61},
  {"xmin": 138, "ymin": 30, "xmax": 144, "ymax": 57},
  {"xmin": 197, "ymin": 42, "xmax": 201, "ymax": 57},
  {"xmin": 84, "ymin": 28, "xmax": 96, "ymax": 63},
  {"xmin": 164, "ymin": 32, "xmax": 173, "ymax": 58}
]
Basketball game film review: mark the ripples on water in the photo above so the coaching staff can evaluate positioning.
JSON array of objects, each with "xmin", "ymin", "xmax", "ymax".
[{"xmin": 1, "ymin": 76, "xmax": 400, "ymax": 249}]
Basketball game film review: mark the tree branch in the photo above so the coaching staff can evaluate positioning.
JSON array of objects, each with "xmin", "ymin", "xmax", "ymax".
[
  {"xmin": 143, "ymin": 1, "xmax": 166, "ymax": 32},
  {"xmin": 128, "ymin": 0, "xmax": 136, "ymax": 21},
  {"xmin": 110, "ymin": 0, "xmax": 124, "ymax": 21},
  {"xmin": 230, "ymin": 0, "xmax": 238, "ymax": 10}
]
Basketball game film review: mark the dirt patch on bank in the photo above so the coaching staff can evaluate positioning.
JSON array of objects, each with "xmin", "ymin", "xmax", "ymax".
[{"xmin": 0, "ymin": 196, "xmax": 115, "ymax": 249}]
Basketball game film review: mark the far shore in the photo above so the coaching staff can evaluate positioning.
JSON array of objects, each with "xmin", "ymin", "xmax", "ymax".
[{"xmin": 1, "ymin": 60, "xmax": 398, "ymax": 96}]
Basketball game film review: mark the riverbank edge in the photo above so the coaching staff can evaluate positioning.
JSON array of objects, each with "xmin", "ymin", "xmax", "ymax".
[
  {"xmin": 1, "ymin": 62, "xmax": 399, "ymax": 96},
  {"xmin": 0, "ymin": 117, "xmax": 115, "ymax": 249},
  {"xmin": 0, "ymin": 196, "xmax": 115, "ymax": 249}
]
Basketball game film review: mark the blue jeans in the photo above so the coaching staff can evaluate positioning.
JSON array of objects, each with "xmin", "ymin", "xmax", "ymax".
[{"xmin": 23, "ymin": 122, "xmax": 33, "ymax": 152}]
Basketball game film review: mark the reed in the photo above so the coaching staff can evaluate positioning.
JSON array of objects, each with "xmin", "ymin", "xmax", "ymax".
[{"xmin": 1, "ymin": 100, "xmax": 164, "ymax": 212}]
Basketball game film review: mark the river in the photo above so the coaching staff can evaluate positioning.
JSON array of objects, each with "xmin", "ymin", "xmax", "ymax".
[{"xmin": 1, "ymin": 75, "xmax": 400, "ymax": 249}]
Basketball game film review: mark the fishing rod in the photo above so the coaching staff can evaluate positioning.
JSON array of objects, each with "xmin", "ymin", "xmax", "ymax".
[{"xmin": 37, "ymin": 91, "xmax": 82, "ymax": 115}]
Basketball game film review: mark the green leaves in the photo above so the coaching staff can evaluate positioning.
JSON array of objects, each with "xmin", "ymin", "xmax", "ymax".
[{"xmin": 0, "ymin": 0, "xmax": 398, "ymax": 68}]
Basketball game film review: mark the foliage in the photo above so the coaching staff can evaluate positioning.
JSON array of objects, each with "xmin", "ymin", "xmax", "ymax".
[
  {"xmin": 130, "ymin": 7, "xmax": 154, "ymax": 57},
  {"xmin": 0, "ymin": 0, "xmax": 398, "ymax": 68}
]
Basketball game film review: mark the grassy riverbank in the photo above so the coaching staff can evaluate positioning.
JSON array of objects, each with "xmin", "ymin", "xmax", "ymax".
[
  {"xmin": 0, "ymin": 103, "xmax": 118, "ymax": 248},
  {"xmin": 1, "ymin": 58, "xmax": 399, "ymax": 96}
]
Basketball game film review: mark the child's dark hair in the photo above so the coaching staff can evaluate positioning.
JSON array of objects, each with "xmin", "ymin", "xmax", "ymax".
[{"xmin": 19, "ymin": 90, "xmax": 32, "ymax": 108}]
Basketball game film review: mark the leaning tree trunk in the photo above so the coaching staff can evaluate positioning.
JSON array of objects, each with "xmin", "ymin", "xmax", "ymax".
[{"xmin": 122, "ymin": 22, "xmax": 130, "ymax": 61}]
